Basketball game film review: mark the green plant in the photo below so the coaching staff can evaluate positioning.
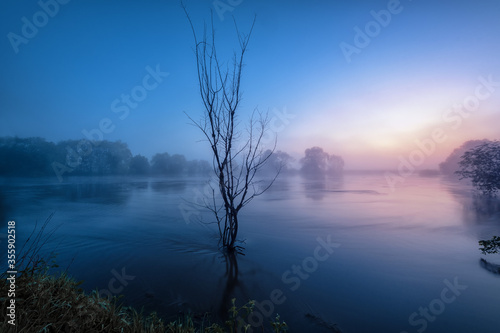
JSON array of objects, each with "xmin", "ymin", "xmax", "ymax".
[
  {"xmin": 225, "ymin": 298, "xmax": 254, "ymax": 333},
  {"xmin": 479, "ymin": 236, "xmax": 500, "ymax": 254},
  {"xmin": 166, "ymin": 315, "xmax": 195, "ymax": 333},
  {"xmin": 270, "ymin": 313, "xmax": 288, "ymax": 333}
]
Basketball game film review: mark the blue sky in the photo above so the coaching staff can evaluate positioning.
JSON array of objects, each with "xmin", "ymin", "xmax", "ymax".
[{"xmin": 1, "ymin": 0, "xmax": 500, "ymax": 169}]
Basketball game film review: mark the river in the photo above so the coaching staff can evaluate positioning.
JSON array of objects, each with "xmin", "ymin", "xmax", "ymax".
[{"xmin": 0, "ymin": 172, "xmax": 499, "ymax": 332}]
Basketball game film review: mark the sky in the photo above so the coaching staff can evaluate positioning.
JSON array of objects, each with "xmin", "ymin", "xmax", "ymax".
[{"xmin": 1, "ymin": 0, "xmax": 500, "ymax": 170}]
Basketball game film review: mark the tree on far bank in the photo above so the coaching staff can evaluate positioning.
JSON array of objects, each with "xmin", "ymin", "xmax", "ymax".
[
  {"xmin": 300, "ymin": 146, "xmax": 344, "ymax": 177},
  {"xmin": 72, "ymin": 140, "xmax": 132, "ymax": 175},
  {"xmin": 0, "ymin": 137, "xmax": 56, "ymax": 176},
  {"xmin": 151, "ymin": 152, "xmax": 187, "ymax": 175},
  {"xmin": 456, "ymin": 140, "xmax": 500, "ymax": 195},
  {"xmin": 129, "ymin": 154, "xmax": 150, "ymax": 175},
  {"xmin": 440, "ymin": 139, "xmax": 491, "ymax": 175},
  {"xmin": 260, "ymin": 150, "xmax": 293, "ymax": 175},
  {"xmin": 186, "ymin": 159, "xmax": 211, "ymax": 176}
]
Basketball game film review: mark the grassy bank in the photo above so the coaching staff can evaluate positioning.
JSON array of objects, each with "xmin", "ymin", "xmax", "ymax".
[{"xmin": 0, "ymin": 266, "xmax": 288, "ymax": 332}]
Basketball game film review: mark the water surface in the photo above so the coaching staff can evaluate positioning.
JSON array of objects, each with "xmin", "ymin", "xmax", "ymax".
[{"xmin": 1, "ymin": 173, "xmax": 499, "ymax": 332}]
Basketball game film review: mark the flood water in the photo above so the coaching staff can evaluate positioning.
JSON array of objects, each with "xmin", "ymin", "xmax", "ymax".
[{"xmin": 1, "ymin": 173, "xmax": 499, "ymax": 332}]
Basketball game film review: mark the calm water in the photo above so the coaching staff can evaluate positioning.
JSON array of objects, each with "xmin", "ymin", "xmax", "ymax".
[{"xmin": 1, "ymin": 173, "xmax": 499, "ymax": 332}]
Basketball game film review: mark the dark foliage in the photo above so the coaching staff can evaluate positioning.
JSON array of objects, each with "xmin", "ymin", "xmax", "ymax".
[
  {"xmin": 0, "ymin": 137, "xmax": 57, "ymax": 176},
  {"xmin": 455, "ymin": 140, "xmax": 500, "ymax": 195},
  {"xmin": 479, "ymin": 236, "xmax": 500, "ymax": 255},
  {"xmin": 129, "ymin": 154, "xmax": 151, "ymax": 175},
  {"xmin": 0, "ymin": 136, "xmax": 210, "ymax": 178},
  {"xmin": 300, "ymin": 146, "xmax": 344, "ymax": 177},
  {"xmin": 440, "ymin": 139, "xmax": 491, "ymax": 175}
]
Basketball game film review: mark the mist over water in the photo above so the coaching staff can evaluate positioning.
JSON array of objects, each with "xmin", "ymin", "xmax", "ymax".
[
  {"xmin": 1, "ymin": 173, "xmax": 498, "ymax": 332},
  {"xmin": 3, "ymin": 1, "xmax": 500, "ymax": 331}
]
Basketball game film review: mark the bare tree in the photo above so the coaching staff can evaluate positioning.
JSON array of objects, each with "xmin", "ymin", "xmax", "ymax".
[{"xmin": 183, "ymin": 7, "xmax": 280, "ymax": 252}]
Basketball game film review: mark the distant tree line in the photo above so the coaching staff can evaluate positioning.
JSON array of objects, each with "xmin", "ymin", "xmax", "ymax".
[
  {"xmin": 257, "ymin": 147, "xmax": 345, "ymax": 177},
  {"xmin": 0, "ymin": 137, "xmax": 346, "ymax": 179},
  {"xmin": 0, "ymin": 137, "xmax": 211, "ymax": 177}
]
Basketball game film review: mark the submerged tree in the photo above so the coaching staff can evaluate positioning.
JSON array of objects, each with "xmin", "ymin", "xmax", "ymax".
[
  {"xmin": 183, "ymin": 8, "xmax": 279, "ymax": 252},
  {"xmin": 456, "ymin": 140, "xmax": 500, "ymax": 195}
]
